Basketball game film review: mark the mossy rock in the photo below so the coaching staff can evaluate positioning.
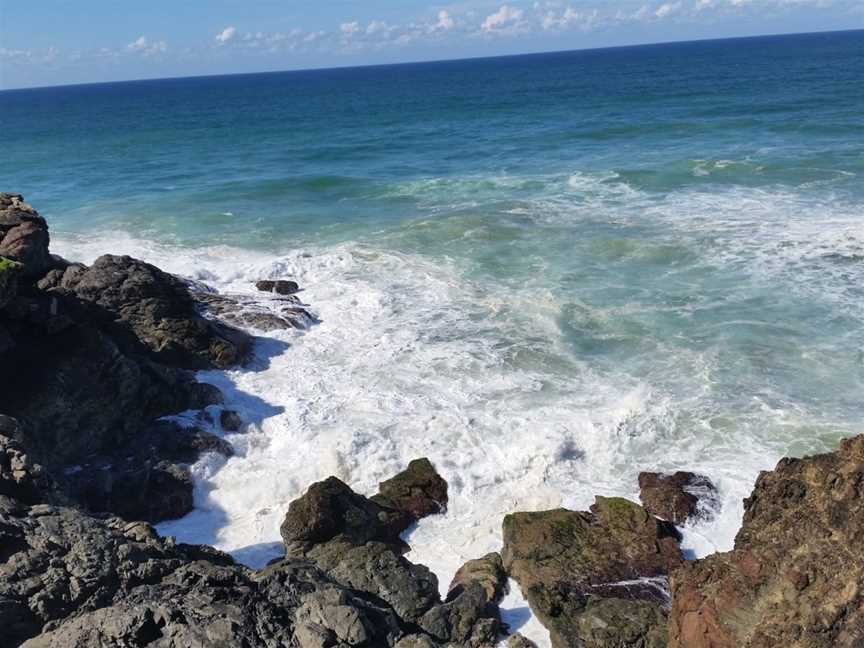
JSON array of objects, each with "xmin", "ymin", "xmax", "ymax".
[{"xmin": 0, "ymin": 256, "xmax": 22, "ymax": 272}]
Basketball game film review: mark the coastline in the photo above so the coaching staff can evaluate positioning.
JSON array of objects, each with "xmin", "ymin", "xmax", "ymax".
[{"xmin": 3, "ymin": 192, "xmax": 864, "ymax": 647}]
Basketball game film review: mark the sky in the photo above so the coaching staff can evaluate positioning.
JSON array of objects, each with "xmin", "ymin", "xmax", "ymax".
[{"xmin": 0, "ymin": 1, "xmax": 861, "ymax": 89}]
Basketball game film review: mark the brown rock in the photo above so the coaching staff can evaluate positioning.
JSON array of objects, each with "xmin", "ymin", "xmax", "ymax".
[
  {"xmin": 638, "ymin": 471, "xmax": 718, "ymax": 524},
  {"xmin": 256, "ymin": 279, "xmax": 300, "ymax": 295},
  {"xmin": 0, "ymin": 194, "xmax": 51, "ymax": 280},
  {"xmin": 502, "ymin": 497, "xmax": 683, "ymax": 648},
  {"xmin": 668, "ymin": 434, "xmax": 864, "ymax": 648},
  {"xmin": 373, "ymin": 457, "xmax": 448, "ymax": 520}
]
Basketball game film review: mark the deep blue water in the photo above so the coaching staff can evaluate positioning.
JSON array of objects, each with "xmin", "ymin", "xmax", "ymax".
[{"xmin": 2, "ymin": 30, "xmax": 864, "ymax": 571}]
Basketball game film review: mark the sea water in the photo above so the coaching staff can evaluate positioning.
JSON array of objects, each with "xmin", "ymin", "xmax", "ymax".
[{"xmin": 2, "ymin": 30, "xmax": 863, "ymax": 643}]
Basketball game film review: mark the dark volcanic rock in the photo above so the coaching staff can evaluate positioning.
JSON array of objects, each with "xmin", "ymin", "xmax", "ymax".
[
  {"xmin": 502, "ymin": 496, "xmax": 683, "ymax": 648},
  {"xmin": 668, "ymin": 434, "xmax": 864, "ymax": 648},
  {"xmin": 418, "ymin": 553, "xmax": 507, "ymax": 645},
  {"xmin": 50, "ymin": 254, "xmax": 251, "ymax": 369},
  {"xmin": 256, "ymin": 279, "xmax": 300, "ymax": 295},
  {"xmin": 638, "ymin": 471, "xmax": 718, "ymax": 525},
  {"xmin": 280, "ymin": 476, "xmax": 412, "ymax": 556},
  {"xmin": 0, "ymin": 194, "xmax": 51, "ymax": 281},
  {"xmin": 220, "ymin": 409, "xmax": 243, "ymax": 432},
  {"xmin": 195, "ymin": 290, "xmax": 317, "ymax": 331},
  {"xmin": 1, "ymin": 497, "xmax": 408, "ymax": 648},
  {"xmin": 373, "ymin": 458, "xmax": 448, "ymax": 520},
  {"xmin": 0, "ymin": 429, "xmax": 50, "ymax": 504}
]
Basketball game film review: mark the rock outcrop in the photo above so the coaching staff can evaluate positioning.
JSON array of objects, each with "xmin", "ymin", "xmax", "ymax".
[
  {"xmin": 0, "ymin": 193, "xmax": 51, "ymax": 280},
  {"xmin": 668, "ymin": 435, "xmax": 864, "ymax": 648},
  {"xmin": 502, "ymin": 496, "xmax": 683, "ymax": 648},
  {"xmin": 638, "ymin": 471, "xmax": 718, "ymax": 525},
  {"xmin": 373, "ymin": 457, "xmax": 449, "ymax": 520},
  {"xmin": 0, "ymin": 195, "xmax": 256, "ymax": 522}
]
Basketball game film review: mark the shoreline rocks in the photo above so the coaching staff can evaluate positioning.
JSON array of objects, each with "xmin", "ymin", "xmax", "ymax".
[
  {"xmin": 638, "ymin": 471, "xmax": 719, "ymax": 525},
  {"xmin": 502, "ymin": 497, "xmax": 683, "ymax": 648}
]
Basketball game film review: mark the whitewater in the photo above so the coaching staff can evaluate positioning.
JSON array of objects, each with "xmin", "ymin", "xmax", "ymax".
[{"xmin": 48, "ymin": 171, "xmax": 864, "ymax": 644}]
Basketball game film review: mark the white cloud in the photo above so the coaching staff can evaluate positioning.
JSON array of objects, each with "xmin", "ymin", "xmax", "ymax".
[
  {"xmin": 481, "ymin": 5, "xmax": 526, "ymax": 33},
  {"xmin": 215, "ymin": 26, "xmax": 237, "ymax": 44},
  {"xmin": 432, "ymin": 10, "xmax": 456, "ymax": 32},
  {"xmin": 340, "ymin": 21, "xmax": 361, "ymax": 36},
  {"xmin": 655, "ymin": 2, "xmax": 682, "ymax": 18},
  {"xmin": 127, "ymin": 36, "xmax": 167, "ymax": 56}
]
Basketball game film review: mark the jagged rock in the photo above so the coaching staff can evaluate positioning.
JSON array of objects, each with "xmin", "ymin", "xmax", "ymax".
[
  {"xmin": 0, "ymin": 256, "xmax": 21, "ymax": 308},
  {"xmin": 449, "ymin": 552, "xmax": 507, "ymax": 602},
  {"xmin": 280, "ymin": 476, "xmax": 412, "ymax": 556},
  {"xmin": 220, "ymin": 409, "xmax": 243, "ymax": 432},
  {"xmin": 0, "ymin": 322, "xmax": 220, "ymax": 470},
  {"xmin": 373, "ymin": 457, "xmax": 448, "ymax": 520},
  {"xmin": 1, "ymin": 497, "xmax": 420, "ymax": 648},
  {"xmin": 419, "ymin": 554, "xmax": 506, "ymax": 645},
  {"xmin": 638, "ymin": 471, "xmax": 718, "ymax": 524},
  {"xmin": 195, "ymin": 290, "xmax": 316, "ymax": 331},
  {"xmin": 256, "ymin": 279, "xmax": 300, "ymax": 295},
  {"xmin": 308, "ymin": 539, "xmax": 440, "ymax": 623},
  {"xmin": 0, "ymin": 194, "xmax": 51, "ymax": 281},
  {"xmin": 502, "ymin": 496, "xmax": 683, "ymax": 648},
  {"xmin": 395, "ymin": 635, "xmax": 439, "ymax": 648},
  {"xmin": 280, "ymin": 468, "xmax": 452, "ymax": 626},
  {"xmin": 48, "ymin": 254, "xmax": 251, "ymax": 369},
  {"xmin": 668, "ymin": 434, "xmax": 864, "ymax": 648}
]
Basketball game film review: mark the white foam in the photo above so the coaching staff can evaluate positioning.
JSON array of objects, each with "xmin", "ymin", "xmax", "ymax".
[{"xmin": 48, "ymin": 182, "xmax": 856, "ymax": 642}]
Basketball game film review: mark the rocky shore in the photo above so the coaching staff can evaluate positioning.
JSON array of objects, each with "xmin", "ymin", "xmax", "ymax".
[{"xmin": 2, "ymin": 193, "xmax": 863, "ymax": 647}]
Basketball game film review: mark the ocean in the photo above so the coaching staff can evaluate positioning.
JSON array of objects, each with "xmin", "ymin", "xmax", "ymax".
[{"xmin": 2, "ymin": 29, "xmax": 863, "ymax": 641}]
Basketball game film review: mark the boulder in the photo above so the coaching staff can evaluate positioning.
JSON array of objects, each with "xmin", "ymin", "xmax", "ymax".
[
  {"xmin": 0, "ymin": 430, "xmax": 49, "ymax": 504},
  {"xmin": 668, "ymin": 434, "xmax": 864, "ymax": 648},
  {"xmin": 638, "ymin": 471, "xmax": 718, "ymax": 524},
  {"xmin": 418, "ymin": 553, "xmax": 507, "ymax": 645},
  {"xmin": 507, "ymin": 634, "xmax": 537, "ymax": 648},
  {"xmin": 0, "ymin": 194, "xmax": 51, "ymax": 281},
  {"xmin": 502, "ymin": 496, "xmax": 683, "ymax": 648},
  {"xmin": 373, "ymin": 457, "xmax": 448, "ymax": 520},
  {"xmin": 256, "ymin": 279, "xmax": 300, "ymax": 295},
  {"xmin": 280, "ymin": 476, "xmax": 412, "ymax": 557},
  {"xmin": 50, "ymin": 254, "xmax": 251, "ymax": 369}
]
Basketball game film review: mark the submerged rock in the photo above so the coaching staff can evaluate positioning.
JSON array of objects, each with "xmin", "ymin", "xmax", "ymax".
[
  {"xmin": 502, "ymin": 496, "xmax": 683, "ymax": 648},
  {"xmin": 220, "ymin": 408, "xmax": 244, "ymax": 432},
  {"xmin": 195, "ymin": 290, "xmax": 316, "ymax": 331},
  {"xmin": 668, "ymin": 434, "xmax": 864, "ymax": 648},
  {"xmin": 638, "ymin": 471, "xmax": 718, "ymax": 524},
  {"xmin": 256, "ymin": 279, "xmax": 300, "ymax": 295}
]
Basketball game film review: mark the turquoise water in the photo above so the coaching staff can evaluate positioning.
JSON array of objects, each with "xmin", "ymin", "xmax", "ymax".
[{"xmin": 2, "ymin": 31, "xmax": 864, "ymax": 616}]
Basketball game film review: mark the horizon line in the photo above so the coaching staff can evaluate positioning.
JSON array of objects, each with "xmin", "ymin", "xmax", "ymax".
[{"xmin": 2, "ymin": 26, "xmax": 861, "ymax": 93}]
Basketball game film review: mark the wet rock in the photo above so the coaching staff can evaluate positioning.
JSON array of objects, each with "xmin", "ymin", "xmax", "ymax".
[
  {"xmin": 638, "ymin": 471, "xmax": 718, "ymax": 524},
  {"xmin": 50, "ymin": 254, "xmax": 252, "ymax": 369},
  {"xmin": 256, "ymin": 279, "xmax": 300, "ymax": 295},
  {"xmin": 373, "ymin": 457, "xmax": 448, "ymax": 520},
  {"xmin": 502, "ymin": 497, "xmax": 683, "ymax": 648},
  {"xmin": 195, "ymin": 290, "xmax": 317, "ymax": 331},
  {"xmin": 280, "ymin": 476, "xmax": 412, "ymax": 556},
  {"xmin": 220, "ymin": 409, "xmax": 243, "ymax": 432},
  {"xmin": 0, "ymin": 194, "xmax": 51, "ymax": 281},
  {"xmin": 668, "ymin": 434, "xmax": 864, "ymax": 648}
]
